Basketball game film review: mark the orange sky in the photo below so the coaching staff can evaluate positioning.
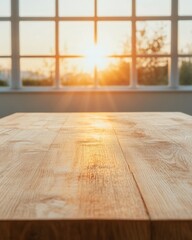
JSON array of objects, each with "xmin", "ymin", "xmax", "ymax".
[{"xmin": 0, "ymin": 0, "xmax": 191, "ymax": 76}]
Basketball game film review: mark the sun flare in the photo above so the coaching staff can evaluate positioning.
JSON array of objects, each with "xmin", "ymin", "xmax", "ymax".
[{"xmin": 83, "ymin": 44, "xmax": 109, "ymax": 71}]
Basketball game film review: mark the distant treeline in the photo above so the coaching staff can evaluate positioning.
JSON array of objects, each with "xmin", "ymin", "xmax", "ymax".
[{"xmin": 1, "ymin": 59, "xmax": 192, "ymax": 87}]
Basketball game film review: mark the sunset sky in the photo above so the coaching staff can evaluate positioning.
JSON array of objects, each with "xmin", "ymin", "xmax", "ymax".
[
  {"xmin": 0, "ymin": 0, "xmax": 191, "ymax": 56},
  {"xmin": 0, "ymin": 0, "xmax": 191, "ymax": 16},
  {"xmin": 0, "ymin": 0, "xmax": 192, "ymax": 78}
]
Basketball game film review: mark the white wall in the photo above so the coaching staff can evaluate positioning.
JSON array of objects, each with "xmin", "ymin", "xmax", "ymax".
[{"xmin": 0, "ymin": 91, "xmax": 192, "ymax": 117}]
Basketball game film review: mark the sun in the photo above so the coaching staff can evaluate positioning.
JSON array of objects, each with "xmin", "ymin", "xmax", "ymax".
[{"xmin": 83, "ymin": 44, "xmax": 109, "ymax": 72}]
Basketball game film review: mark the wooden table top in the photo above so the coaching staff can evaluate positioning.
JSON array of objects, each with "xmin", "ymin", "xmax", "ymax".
[{"xmin": 0, "ymin": 112, "xmax": 192, "ymax": 240}]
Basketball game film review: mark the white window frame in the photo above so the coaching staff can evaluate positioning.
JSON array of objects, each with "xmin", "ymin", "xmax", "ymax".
[{"xmin": 0, "ymin": 0, "xmax": 192, "ymax": 92}]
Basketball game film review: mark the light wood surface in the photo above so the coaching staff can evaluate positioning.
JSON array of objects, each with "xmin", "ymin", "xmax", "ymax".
[{"xmin": 0, "ymin": 112, "xmax": 192, "ymax": 240}]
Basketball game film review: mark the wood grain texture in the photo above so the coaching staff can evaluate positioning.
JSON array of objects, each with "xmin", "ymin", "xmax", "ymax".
[{"xmin": 0, "ymin": 112, "xmax": 192, "ymax": 240}]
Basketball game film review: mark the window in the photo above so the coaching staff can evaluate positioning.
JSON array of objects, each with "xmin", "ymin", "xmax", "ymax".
[
  {"xmin": 20, "ymin": 0, "xmax": 55, "ymax": 17},
  {"xmin": 0, "ymin": 0, "xmax": 11, "ymax": 17},
  {"xmin": 0, "ymin": 0, "xmax": 192, "ymax": 90},
  {"xmin": 136, "ymin": 0, "xmax": 171, "ymax": 16}
]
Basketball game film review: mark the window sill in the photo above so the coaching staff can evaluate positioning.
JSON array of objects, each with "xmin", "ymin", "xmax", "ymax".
[{"xmin": 1, "ymin": 86, "xmax": 192, "ymax": 93}]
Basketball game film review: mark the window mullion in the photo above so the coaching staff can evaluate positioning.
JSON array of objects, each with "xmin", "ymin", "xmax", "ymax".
[
  {"xmin": 11, "ymin": 0, "xmax": 20, "ymax": 89},
  {"xmin": 170, "ymin": 0, "xmax": 179, "ymax": 88},
  {"xmin": 131, "ymin": 0, "xmax": 137, "ymax": 88},
  {"xmin": 55, "ymin": 0, "xmax": 60, "ymax": 88},
  {"xmin": 94, "ymin": 0, "xmax": 98, "ymax": 88}
]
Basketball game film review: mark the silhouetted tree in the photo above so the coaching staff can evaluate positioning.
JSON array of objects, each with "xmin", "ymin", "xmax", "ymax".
[
  {"xmin": 137, "ymin": 23, "xmax": 169, "ymax": 85},
  {"xmin": 180, "ymin": 59, "xmax": 192, "ymax": 85},
  {"xmin": 99, "ymin": 59, "xmax": 130, "ymax": 86},
  {"xmin": 23, "ymin": 60, "xmax": 54, "ymax": 86},
  {"xmin": 0, "ymin": 65, "xmax": 8, "ymax": 86}
]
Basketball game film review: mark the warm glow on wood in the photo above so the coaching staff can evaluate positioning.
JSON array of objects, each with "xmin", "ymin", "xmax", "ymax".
[{"xmin": 0, "ymin": 113, "xmax": 192, "ymax": 238}]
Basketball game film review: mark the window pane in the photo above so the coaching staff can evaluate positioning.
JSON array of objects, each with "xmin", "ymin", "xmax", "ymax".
[
  {"xmin": 20, "ymin": 0, "xmax": 55, "ymax": 16},
  {"xmin": 98, "ymin": 0, "xmax": 132, "ymax": 16},
  {"xmin": 98, "ymin": 22, "xmax": 131, "ymax": 55},
  {"xmin": 20, "ymin": 22, "xmax": 55, "ymax": 55},
  {"xmin": 59, "ymin": 0, "xmax": 94, "ymax": 16},
  {"xmin": 60, "ymin": 58, "xmax": 94, "ymax": 86},
  {"xmin": 0, "ymin": 22, "xmax": 11, "ymax": 56},
  {"xmin": 178, "ymin": 21, "xmax": 192, "ymax": 54},
  {"xmin": 60, "ymin": 22, "xmax": 94, "ymax": 55},
  {"xmin": 0, "ymin": 0, "xmax": 10, "ymax": 16},
  {"xmin": 136, "ymin": 0, "xmax": 171, "ymax": 16},
  {"xmin": 179, "ymin": 58, "xmax": 192, "ymax": 85},
  {"xmin": 98, "ymin": 58, "xmax": 131, "ymax": 86},
  {"xmin": 21, "ymin": 58, "xmax": 55, "ymax": 86},
  {"xmin": 0, "ymin": 58, "xmax": 11, "ymax": 87},
  {"xmin": 179, "ymin": 0, "xmax": 192, "ymax": 16},
  {"xmin": 137, "ymin": 21, "xmax": 171, "ymax": 54},
  {"xmin": 137, "ymin": 58, "xmax": 169, "ymax": 86}
]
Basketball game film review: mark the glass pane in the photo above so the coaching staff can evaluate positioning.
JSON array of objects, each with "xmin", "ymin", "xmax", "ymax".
[
  {"xmin": 60, "ymin": 58, "xmax": 94, "ymax": 86},
  {"xmin": 136, "ymin": 0, "xmax": 171, "ymax": 16},
  {"xmin": 20, "ymin": 22, "xmax": 55, "ymax": 55},
  {"xmin": 98, "ymin": 58, "xmax": 131, "ymax": 86},
  {"xmin": 179, "ymin": 0, "xmax": 192, "ymax": 16},
  {"xmin": 98, "ymin": 0, "xmax": 132, "ymax": 16},
  {"xmin": 0, "ymin": 22, "xmax": 11, "ymax": 56},
  {"xmin": 137, "ymin": 21, "xmax": 171, "ymax": 54},
  {"xmin": 59, "ymin": 0, "xmax": 94, "ymax": 16},
  {"xmin": 179, "ymin": 58, "xmax": 192, "ymax": 85},
  {"xmin": 21, "ymin": 58, "xmax": 55, "ymax": 86},
  {"xmin": 98, "ymin": 22, "xmax": 131, "ymax": 55},
  {"xmin": 20, "ymin": 0, "xmax": 55, "ymax": 16},
  {"xmin": 178, "ymin": 21, "xmax": 192, "ymax": 54},
  {"xmin": 0, "ymin": 58, "xmax": 11, "ymax": 87},
  {"xmin": 60, "ymin": 22, "xmax": 94, "ymax": 55},
  {"xmin": 137, "ymin": 58, "xmax": 169, "ymax": 85},
  {"xmin": 0, "ymin": 0, "xmax": 10, "ymax": 16}
]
